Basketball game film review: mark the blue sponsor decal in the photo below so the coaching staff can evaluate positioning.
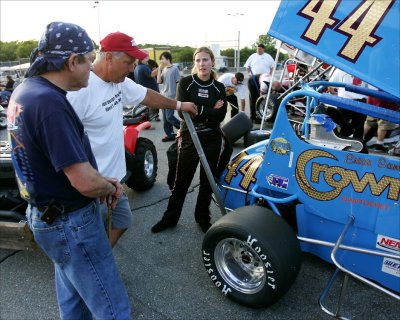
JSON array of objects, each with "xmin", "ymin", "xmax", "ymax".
[{"xmin": 267, "ymin": 174, "xmax": 289, "ymax": 190}]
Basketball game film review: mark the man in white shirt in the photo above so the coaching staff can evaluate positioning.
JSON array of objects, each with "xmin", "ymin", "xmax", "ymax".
[
  {"xmin": 67, "ymin": 32, "xmax": 197, "ymax": 246},
  {"xmin": 328, "ymin": 68, "xmax": 368, "ymax": 139},
  {"xmin": 218, "ymin": 72, "xmax": 245, "ymax": 118},
  {"xmin": 244, "ymin": 44, "xmax": 275, "ymax": 123}
]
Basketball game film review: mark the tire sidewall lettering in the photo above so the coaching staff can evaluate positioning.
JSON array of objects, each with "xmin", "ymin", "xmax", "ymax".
[{"xmin": 202, "ymin": 233, "xmax": 278, "ymax": 297}]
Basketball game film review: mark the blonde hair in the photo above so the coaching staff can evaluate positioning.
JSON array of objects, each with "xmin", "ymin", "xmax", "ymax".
[{"xmin": 191, "ymin": 46, "xmax": 217, "ymax": 79}]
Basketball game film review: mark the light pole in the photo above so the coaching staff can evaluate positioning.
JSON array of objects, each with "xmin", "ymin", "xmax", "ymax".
[
  {"xmin": 227, "ymin": 13, "xmax": 244, "ymax": 71},
  {"xmin": 93, "ymin": 1, "xmax": 101, "ymax": 43}
]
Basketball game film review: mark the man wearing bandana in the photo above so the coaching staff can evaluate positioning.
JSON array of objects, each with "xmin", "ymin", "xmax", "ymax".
[
  {"xmin": 8, "ymin": 22, "xmax": 131, "ymax": 319},
  {"xmin": 67, "ymin": 32, "xmax": 197, "ymax": 247}
]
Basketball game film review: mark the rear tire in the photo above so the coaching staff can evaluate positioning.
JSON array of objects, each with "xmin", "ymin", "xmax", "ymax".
[
  {"xmin": 221, "ymin": 112, "xmax": 253, "ymax": 144},
  {"xmin": 125, "ymin": 137, "xmax": 157, "ymax": 191},
  {"xmin": 243, "ymin": 129, "xmax": 271, "ymax": 148},
  {"xmin": 202, "ymin": 206, "xmax": 301, "ymax": 308}
]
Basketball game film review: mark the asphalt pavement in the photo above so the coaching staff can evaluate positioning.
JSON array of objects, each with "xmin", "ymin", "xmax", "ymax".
[{"xmin": 0, "ymin": 98, "xmax": 398, "ymax": 319}]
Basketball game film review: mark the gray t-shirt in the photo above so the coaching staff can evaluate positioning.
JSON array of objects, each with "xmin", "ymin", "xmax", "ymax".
[{"xmin": 159, "ymin": 65, "xmax": 180, "ymax": 98}]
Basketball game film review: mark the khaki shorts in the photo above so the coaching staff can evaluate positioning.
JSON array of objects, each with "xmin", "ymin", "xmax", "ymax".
[
  {"xmin": 100, "ymin": 192, "xmax": 132, "ymax": 229},
  {"xmin": 366, "ymin": 116, "xmax": 397, "ymax": 131}
]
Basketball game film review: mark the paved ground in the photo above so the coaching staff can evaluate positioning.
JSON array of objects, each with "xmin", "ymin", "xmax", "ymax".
[{"xmin": 0, "ymin": 113, "xmax": 399, "ymax": 320}]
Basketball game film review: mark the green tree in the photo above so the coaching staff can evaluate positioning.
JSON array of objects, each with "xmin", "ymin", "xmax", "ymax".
[
  {"xmin": 0, "ymin": 38, "xmax": 287, "ymax": 66},
  {"xmin": 172, "ymin": 47, "xmax": 195, "ymax": 63},
  {"xmin": 239, "ymin": 46, "xmax": 254, "ymax": 64},
  {"xmin": 221, "ymin": 48, "xmax": 236, "ymax": 67},
  {"xmin": 256, "ymin": 35, "xmax": 276, "ymax": 49},
  {"xmin": 15, "ymin": 40, "xmax": 37, "ymax": 59},
  {"xmin": 255, "ymin": 34, "xmax": 277, "ymax": 58},
  {"xmin": 0, "ymin": 41, "xmax": 18, "ymax": 61},
  {"xmin": 0, "ymin": 40, "xmax": 37, "ymax": 62}
]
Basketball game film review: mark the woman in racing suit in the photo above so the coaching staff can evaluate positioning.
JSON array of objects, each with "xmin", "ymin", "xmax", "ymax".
[{"xmin": 151, "ymin": 46, "xmax": 227, "ymax": 233}]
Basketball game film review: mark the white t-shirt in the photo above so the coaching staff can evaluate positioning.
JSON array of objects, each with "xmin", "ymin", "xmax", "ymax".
[
  {"xmin": 329, "ymin": 68, "xmax": 367, "ymax": 100},
  {"xmin": 244, "ymin": 52, "xmax": 275, "ymax": 75},
  {"xmin": 67, "ymin": 72, "xmax": 147, "ymax": 181},
  {"xmin": 218, "ymin": 73, "xmax": 245, "ymax": 100},
  {"xmin": 259, "ymin": 73, "xmax": 272, "ymax": 93}
]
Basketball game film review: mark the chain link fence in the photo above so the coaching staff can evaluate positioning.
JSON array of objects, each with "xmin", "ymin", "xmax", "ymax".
[{"xmin": 0, "ymin": 58, "xmax": 30, "ymax": 68}]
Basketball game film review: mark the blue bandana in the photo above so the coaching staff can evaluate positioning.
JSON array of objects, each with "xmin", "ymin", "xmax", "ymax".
[{"xmin": 27, "ymin": 21, "xmax": 94, "ymax": 77}]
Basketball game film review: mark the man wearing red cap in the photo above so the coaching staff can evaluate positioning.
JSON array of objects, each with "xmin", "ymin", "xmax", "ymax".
[{"xmin": 68, "ymin": 32, "xmax": 197, "ymax": 247}]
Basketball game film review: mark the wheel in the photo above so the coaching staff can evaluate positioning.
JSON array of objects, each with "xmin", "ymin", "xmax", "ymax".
[
  {"xmin": 0, "ymin": 116, "xmax": 6, "ymax": 128},
  {"xmin": 125, "ymin": 137, "xmax": 157, "ymax": 191},
  {"xmin": 0, "ymin": 210, "xmax": 27, "ymax": 222},
  {"xmin": 202, "ymin": 206, "xmax": 302, "ymax": 308},
  {"xmin": 0, "ymin": 192, "xmax": 28, "ymax": 222},
  {"xmin": 221, "ymin": 112, "xmax": 253, "ymax": 144},
  {"xmin": 243, "ymin": 129, "xmax": 271, "ymax": 148},
  {"xmin": 255, "ymin": 93, "xmax": 280, "ymax": 123}
]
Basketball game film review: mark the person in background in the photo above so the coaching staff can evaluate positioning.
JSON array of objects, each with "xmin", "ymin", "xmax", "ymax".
[
  {"xmin": 151, "ymin": 46, "xmax": 227, "ymax": 234},
  {"xmin": 258, "ymin": 72, "xmax": 286, "ymax": 99},
  {"xmin": 67, "ymin": 32, "xmax": 197, "ymax": 247},
  {"xmin": 134, "ymin": 56, "xmax": 160, "ymax": 120},
  {"xmin": 217, "ymin": 72, "xmax": 245, "ymax": 118},
  {"xmin": 328, "ymin": 68, "xmax": 368, "ymax": 139},
  {"xmin": 157, "ymin": 51, "xmax": 181, "ymax": 142},
  {"xmin": 363, "ymin": 94, "xmax": 399, "ymax": 152},
  {"xmin": 126, "ymin": 59, "xmax": 137, "ymax": 82},
  {"xmin": 7, "ymin": 21, "xmax": 131, "ymax": 319},
  {"xmin": 0, "ymin": 75, "xmax": 15, "ymax": 103},
  {"xmin": 148, "ymin": 59, "xmax": 158, "ymax": 70},
  {"xmin": 244, "ymin": 44, "xmax": 275, "ymax": 123}
]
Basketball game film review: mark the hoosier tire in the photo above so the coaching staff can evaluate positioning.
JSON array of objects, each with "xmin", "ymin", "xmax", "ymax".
[
  {"xmin": 202, "ymin": 205, "xmax": 301, "ymax": 308},
  {"xmin": 125, "ymin": 137, "xmax": 157, "ymax": 191}
]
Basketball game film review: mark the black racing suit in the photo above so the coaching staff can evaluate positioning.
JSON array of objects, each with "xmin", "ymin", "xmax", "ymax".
[
  {"xmin": 227, "ymin": 93, "xmax": 239, "ymax": 118},
  {"xmin": 247, "ymin": 74, "xmax": 260, "ymax": 121},
  {"xmin": 162, "ymin": 74, "xmax": 227, "ymax": 225}
]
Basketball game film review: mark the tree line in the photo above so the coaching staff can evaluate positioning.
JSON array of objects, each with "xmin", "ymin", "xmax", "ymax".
[{"xmin": 0, "ymin": 35, "xmax": 287, "ymax": 66}]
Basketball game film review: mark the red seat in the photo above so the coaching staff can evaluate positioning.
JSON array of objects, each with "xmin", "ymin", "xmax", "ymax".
[{"xmin": 287, "ymin": 63, "xmax": 296, "ymax": 79}]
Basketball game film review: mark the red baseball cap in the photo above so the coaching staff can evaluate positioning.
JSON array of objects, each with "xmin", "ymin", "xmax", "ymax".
[{"xmin": 100, "ymin": 32, "xmax": 149, "ymax": 60}]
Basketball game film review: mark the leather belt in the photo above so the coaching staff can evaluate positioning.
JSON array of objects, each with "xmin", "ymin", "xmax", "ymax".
[{"xmin": 37, "ymin": 201, "xmax": 92, "ymax": 213}]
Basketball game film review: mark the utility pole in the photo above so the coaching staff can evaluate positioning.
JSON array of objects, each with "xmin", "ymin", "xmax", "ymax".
[
  {"xmin": 227, "ymin": 13, "xmax": 244, "ymax": 71},
  {"xmin": 93, "ymin": 1, "xmax": 101, "ymax": 43},
  {"xmin": 237, "ymin": 30, "xmax": 240, "ymax": 72}
]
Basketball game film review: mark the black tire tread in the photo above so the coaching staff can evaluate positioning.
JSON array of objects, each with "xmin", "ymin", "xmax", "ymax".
[
  {"xmin": 202, "ymin": 205, "xmax": 301, "ymax": 308},
  {"xmin": 125, "ymin": 137, "xmax": 157, "ymax": 191}
]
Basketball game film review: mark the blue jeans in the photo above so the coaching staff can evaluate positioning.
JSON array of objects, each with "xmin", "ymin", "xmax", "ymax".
[
  {"xmin": 26, "ymin": 202, "xmax": 131, "ymax": 320},
  {"xmin": 0, "ymin": 90, "xmax": 11, "ymax": 103},
  {"xmin": 162, "ymin": 109, "xmax": 180, "ymax": 138}
]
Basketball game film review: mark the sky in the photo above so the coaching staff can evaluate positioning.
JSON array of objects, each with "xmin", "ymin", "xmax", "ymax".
[{"xmin": 0, "ymin": 0, "xmax": 281, "ymax": 49}]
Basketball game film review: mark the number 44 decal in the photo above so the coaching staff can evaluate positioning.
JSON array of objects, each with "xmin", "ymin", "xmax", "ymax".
[{"xmin": 298, "ymin": 0, "xmax": 395, "ymax": 63}]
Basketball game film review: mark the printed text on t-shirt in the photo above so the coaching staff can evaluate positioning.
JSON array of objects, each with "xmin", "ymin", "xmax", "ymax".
[{"xmin": 102, "ymin": 91, "xmax": 122, "ymax": 112}]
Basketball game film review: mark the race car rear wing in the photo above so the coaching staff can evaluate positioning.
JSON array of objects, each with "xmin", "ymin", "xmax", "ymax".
[{"xmin": 268, "ymin": 0, "xmax": 399, "ymax": 98}]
